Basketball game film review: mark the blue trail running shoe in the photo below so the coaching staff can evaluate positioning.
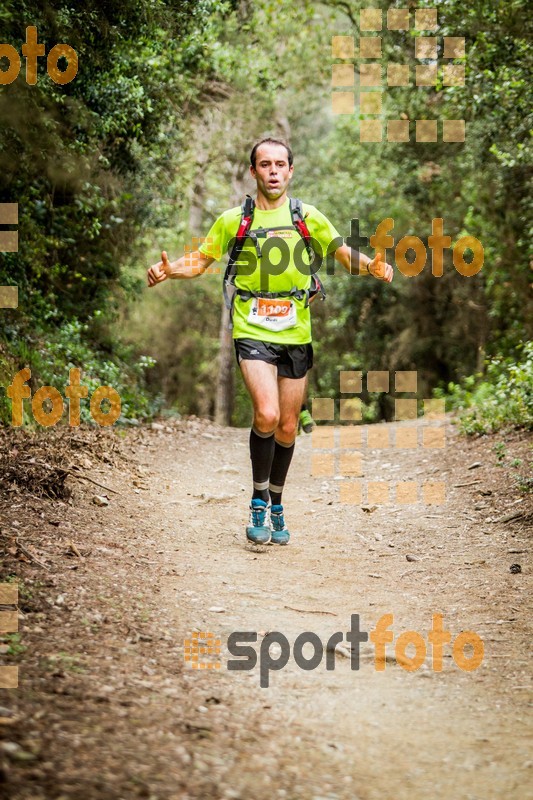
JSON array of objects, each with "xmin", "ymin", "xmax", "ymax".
[
  {"xmin": 270, "ymin": 504, "xmax": 290, "ymax": 545},
  {"xmin": 246, "ymin": 499, "xmax": 271, "ymax": 544}
]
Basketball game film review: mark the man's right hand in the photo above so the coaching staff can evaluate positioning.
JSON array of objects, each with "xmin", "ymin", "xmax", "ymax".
[{"xmin": 147, "ymin": 251, "xmax": 172, "ymax": 287}]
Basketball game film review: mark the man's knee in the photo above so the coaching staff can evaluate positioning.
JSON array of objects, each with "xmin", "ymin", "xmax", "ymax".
[
  {"xmin": 254, "ymin": 407, "xmax": 280, "ymax": 432},
  {"xmin": 277, "ymin": 417, "xmax": 298, "ymax": 440}
]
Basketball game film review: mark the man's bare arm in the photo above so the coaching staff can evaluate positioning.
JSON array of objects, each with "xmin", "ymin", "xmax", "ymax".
[
  {"xmin": 147, "ymin": 250, "xmax": 216, "ymax": 287},
  {"xmin": 334, "ymin": 244, "xmax": 371, "ymax": 275},
  {"xmin": 334, "ymin": 244, "xmax": 393, "ymax": 283}
]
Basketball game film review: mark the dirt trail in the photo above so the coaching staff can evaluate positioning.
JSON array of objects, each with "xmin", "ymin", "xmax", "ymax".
[{"xmin": 1, "ymin": 418, "xmax": 532, "ymax": 799}]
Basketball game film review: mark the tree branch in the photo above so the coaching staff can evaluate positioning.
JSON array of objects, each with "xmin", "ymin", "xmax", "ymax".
[{"xmin": 323, "ymin": 0, "xmax": 359, "ymax": 29}]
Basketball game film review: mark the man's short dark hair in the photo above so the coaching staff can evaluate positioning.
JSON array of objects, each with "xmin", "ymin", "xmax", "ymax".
[{"xmin": 250, "ymin": 138, "xmax": 293, "ymax": 169}]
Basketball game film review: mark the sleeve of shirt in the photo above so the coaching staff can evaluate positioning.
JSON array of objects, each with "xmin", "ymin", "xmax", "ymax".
[
  {"xmin": 198, "ymin": 207, "xmax": 241, "ymax": 262},
  {"xmin": 303, "ymin": 205, "xmax": 344, "ymax": 257},
  {"xmin": 197, "ymin": 213, "xmax": 228, "ymax": 262}
]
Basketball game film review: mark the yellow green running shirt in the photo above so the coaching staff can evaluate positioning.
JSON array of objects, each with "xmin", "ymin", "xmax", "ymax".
[{"xmin": 198, "ymin": 198, "xmax": 342, "ymax": 344}]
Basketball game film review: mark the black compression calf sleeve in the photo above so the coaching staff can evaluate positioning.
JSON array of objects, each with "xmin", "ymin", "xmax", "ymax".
[
  {"xmin": 250, "ymin": 426, "xmax": 276, "ymax": 502},
  {"xmin": 269, "ymin": 438, "xmax": 295, "ymax": 505}
]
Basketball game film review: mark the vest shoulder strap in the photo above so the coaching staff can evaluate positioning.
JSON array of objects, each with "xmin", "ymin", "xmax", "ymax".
[
  {"xmin": 243, "ymin": 194, "xmax": 254, "ymax": 217},
  {"xmin": 223, "ymin": 196, "xmax": 255, "ymax": 312},
  {"xmin": 289, "ymin": 196, "xmax": 304, "ymax": 221}
]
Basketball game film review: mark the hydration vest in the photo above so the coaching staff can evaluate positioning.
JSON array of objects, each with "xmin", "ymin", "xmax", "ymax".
[{"xmin": 222, "ymin": 195, "xmax": 326, "ymax": 325}]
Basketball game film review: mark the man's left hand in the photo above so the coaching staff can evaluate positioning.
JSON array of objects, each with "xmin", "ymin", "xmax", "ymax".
[{"xmin": 368, "ymin": 252, "xmax": 393, "ymax": 283}]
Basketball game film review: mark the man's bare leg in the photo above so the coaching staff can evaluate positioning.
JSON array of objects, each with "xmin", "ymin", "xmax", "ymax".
[
  {"xmin": 239, "ymin": 361, "xmax": 307, "ymax": 543},
  {"xmin": 268, "ymin": 374, "xmax": 307, "ymax": 513},
  {"xmin": 239, "ymin": 359, "xmax": 280, "ymax": 433},
  {"xmin": 239, "ymin": 359, "xmax": 280, "ymax": 506},
  {"xmin": 276, "ymin": 374, "xmax": 307, "ymax": 443}
]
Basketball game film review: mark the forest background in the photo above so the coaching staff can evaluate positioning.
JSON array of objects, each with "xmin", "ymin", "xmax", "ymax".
[{"xmin": 0, "ymin": 0, "xmax": 531, "ymax": 433}]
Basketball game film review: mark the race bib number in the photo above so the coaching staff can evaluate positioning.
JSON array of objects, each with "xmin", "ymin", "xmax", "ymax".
[{"xmin": 247, "ymin": 297, "xmax": 297, "ymax": 331}]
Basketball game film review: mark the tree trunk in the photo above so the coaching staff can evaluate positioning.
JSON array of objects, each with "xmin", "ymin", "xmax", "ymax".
[
  {"xmin": 215, "ymin": 302, "xmax": 234, "ymax": 425},
  {"xmin": 189, "ymin": 161, "xmax": 207, "ymax": 233},
  {"xmin": 214, "ymin": 161, "xmax": 249, "ymax": 426}
]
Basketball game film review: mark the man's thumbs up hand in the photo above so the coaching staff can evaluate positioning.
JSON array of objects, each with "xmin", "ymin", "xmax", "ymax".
[
  {"xmin": 160, "ymin": 251, "xmax": 172, "ymax": 275},
  {"xmin": 147, "ymin": 250, "xmax": 172, "ymax": 287},
  {"xmin": 368, "ymin": 252, "xmax": 394, "ymax": 283}
]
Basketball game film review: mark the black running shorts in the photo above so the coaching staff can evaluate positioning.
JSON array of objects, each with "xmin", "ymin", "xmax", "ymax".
[{"xmin": 234, "ymin": 338, "xmax": 314, "ymax": 379}]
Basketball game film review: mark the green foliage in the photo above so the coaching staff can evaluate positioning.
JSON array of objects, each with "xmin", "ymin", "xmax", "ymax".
[
  {"xmin": 435, "ymin": 342, "xmax": 533, "ymax": 434},
  {"xmin": 0, "ymin": 318, "xmax": 161, "ymax": 425},
  {"xmin": 0, "ymin": 0, "xmax": 233, "ymax": 423},
  {"xmin": 516, "ymin": 475, "xmax": 533, "ymax": 494},
  {"xmin": 3, "ymin": 633, "xmax": 26, "ymax": 657},
  {"xmin": 139, "ymin": 0, "xmax": 531, "ymax": 422},
  {"xmin": 494, "ymin": 442, "xmax": 507, "ymax": 463},
  {"xmin": 42, "ymin": 652, "xmax": 87, "ymax": 674},
  {"xmin": 1, "ymin": 0, "xmax": 531, "ymax": 426}
]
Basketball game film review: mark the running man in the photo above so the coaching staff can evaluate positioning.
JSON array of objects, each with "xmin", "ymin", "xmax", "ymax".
[{"xmin": 147, "ymin": 138, "xmax": 393, "ymax": 545}]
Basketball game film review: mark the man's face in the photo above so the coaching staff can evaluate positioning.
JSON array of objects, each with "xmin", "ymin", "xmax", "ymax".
[{"xmin": 251, "ymin": 144, "xmax": 293, "ymax": 200}]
